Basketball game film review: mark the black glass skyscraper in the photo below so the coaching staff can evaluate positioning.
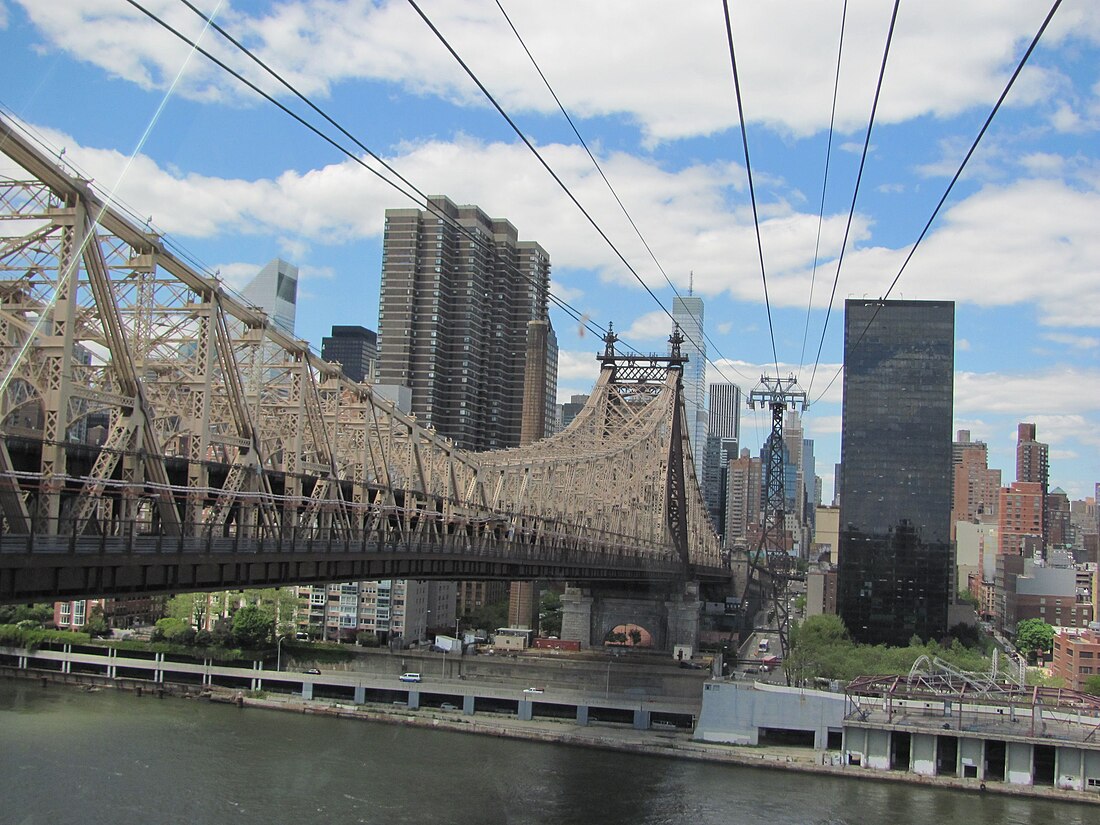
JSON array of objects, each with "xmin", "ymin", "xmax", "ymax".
[{"xmin": 837, "ymin": 299, "xmax": 954, "ymax": 645}]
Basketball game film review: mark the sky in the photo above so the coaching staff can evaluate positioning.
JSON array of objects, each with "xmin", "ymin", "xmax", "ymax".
[{"xmin": 1, "ymin": 0, "xmax": 1099, "ymax": 504}]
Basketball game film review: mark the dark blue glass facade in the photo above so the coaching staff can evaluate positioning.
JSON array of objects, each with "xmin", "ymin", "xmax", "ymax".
[{"xmin": 837, "ymin": 300, "xmax": 954, "ymax": 645}]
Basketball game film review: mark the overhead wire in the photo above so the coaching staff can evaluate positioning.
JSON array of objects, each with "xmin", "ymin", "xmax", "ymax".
[
  {"xmin": 797, "ymin": 0, "xmax": 849, "ymax": 379},
  {"xmin": 721, "ymin": 0, "xmax": 780, "ymax": 381},
  {"xmin": 810, "ymin": 0, "xmax": 1065, "ymax": 406},
  {"xmin": 492, "ymin": 0, "xmax": 751, "ymax": 386},
  {"xmin": 804, "ymin": 0, "xmax": 900, "ymax": 398},
  {"xmin": 129, "ymin": 0, "xmax": 608, "ymax": 348},
  {"xmin": 0, "ymin": 0, "xmax": 227, "ymax": 393},
  {"xmin": 405, "ymin": 0, "xmax": 734, "ymax": 375}
]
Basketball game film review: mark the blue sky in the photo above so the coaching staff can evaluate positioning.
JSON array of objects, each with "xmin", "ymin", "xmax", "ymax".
[{"xmin": 2, "ymin": 0, "xmax": 1099, "ymax": 503}]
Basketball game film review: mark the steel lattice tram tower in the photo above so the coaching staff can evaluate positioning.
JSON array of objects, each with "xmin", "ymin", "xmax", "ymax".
[{"xmin": 748, "ymin": 374, "xmax": 805, "ymax": 682}]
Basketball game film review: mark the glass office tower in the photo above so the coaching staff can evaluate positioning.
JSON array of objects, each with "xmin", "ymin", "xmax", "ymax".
[{"xmin": 837, "ymin": 299, "xmax": 954, "ymax": 645}]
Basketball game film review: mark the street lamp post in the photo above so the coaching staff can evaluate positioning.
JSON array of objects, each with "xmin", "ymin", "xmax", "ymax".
[{"xmin": 276, "ymin": 635, "xmax": 286, "ymax": 672}]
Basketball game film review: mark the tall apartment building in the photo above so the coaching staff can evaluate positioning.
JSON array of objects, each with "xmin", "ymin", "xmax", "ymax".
[
  {"xmin": 998, "ymin": 481, "xmax": 1045, "ymax": 557},
  {"xmin": 725, "ymin": 448, "xmax": 761, "ymax": 547},
  {"xmin": 321, "ymin": 325, "xmax": 378, "ymax": 383},
  {"xmin": 950, "ymin": 429, "xmax": 1001, "ymax": 538},
  {"xmin": 1016, "ymin": 423, "xmax": 1050, "ymax": 548},
  {"xmin": 1047, "ymin": 487, "xmax": 1072, "ymax": 548},
  {"xmin": 672, "ymin": 294, "xmax": 706, "ymax": 482},
  {"xmin": 377, "ymin": 196, "xmax": 557, "ymax": 451},
  {"xmin": 702, "ymin": 382, "xmax": 741, "ymax": 537},
  {"xmin": 837, "ymin": 300, "xmax": 954, "ymax": 646}
]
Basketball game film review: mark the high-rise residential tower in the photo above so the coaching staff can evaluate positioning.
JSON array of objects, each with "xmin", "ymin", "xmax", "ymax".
[
  {"xmin": 377, "ymin": 196, "xmax": 557, "ymax": 451},
  {"xmin": 725, "ymin": 448, "xmax": 761, "ymax": 547},
  {"xmin": 1016, "ymin": 423, "xmax": 1050, "ymax": 548},
  {"xmin": 321, "ymin": 325, "xmax": 378, "ymax": 383},
  {"xmin": 837, "ymin": 299, "xmax": 955, "ymax": 646},
  {"xmin": 950, "ymin": 430, "xmax": 1000, "ymax": 538},
  {"xmin": 671, "ymin": 293, "xmax": 706, "ymax": 482},
  {"xmin": 703, "ymin": 382, "xmax": 741, "ymax": 537}
]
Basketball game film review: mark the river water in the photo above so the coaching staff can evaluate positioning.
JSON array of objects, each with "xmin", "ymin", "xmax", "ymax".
[{"xmin": 0, "ymin": 680, "xmax": 1093, "ymax": 825}]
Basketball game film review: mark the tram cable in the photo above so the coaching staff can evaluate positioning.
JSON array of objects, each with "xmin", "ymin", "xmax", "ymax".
[{"xmin": 810, "ymin": 0, "xmax": 1065, "ymax": 407}]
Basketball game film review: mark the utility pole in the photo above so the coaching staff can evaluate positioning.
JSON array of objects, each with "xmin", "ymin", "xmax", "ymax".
[{"xmin": 747, "ymin": 374, "xmax": 806, "ymax": 685}]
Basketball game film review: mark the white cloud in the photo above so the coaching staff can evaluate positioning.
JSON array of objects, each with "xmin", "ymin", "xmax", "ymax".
[
  {"xmin": 556, "ymin": 349, "xmax": 601, "ymax": 387},
  {"xmin": 1020, "ymin": 152, "xmax": 1067, "ymax": 175},
  {"xmin": 805, "ymin": 414, "xmax": 842, "ymax": 437},
  {"xmin": 20, "ymin": 119, "xmax": 1100, "ymax": 336},
  {"xmin": 1041, "ymin": 332, "xmax": 1100, "ymax": 350},
  {"xmin": 622, "ymin": 310, "xmax": 672, "ymax": 343},
  {"xmin": 956, "ymin": 368, "xmax": 1100, "ymax": 416},
  {"xmin": 17, "ymin": 1, "xmax": 1100, "ymax": 142}
]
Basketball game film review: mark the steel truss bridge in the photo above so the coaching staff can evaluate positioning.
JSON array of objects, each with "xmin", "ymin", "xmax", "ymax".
[{"xmin": 0, "ymin": 118, "xmax": 724, "ymax": 603}]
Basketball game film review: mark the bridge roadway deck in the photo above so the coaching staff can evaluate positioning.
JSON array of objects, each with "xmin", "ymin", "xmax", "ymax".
[{"xmin": 0, "ymin": 533, "xmax": 729, "ymax": 603}]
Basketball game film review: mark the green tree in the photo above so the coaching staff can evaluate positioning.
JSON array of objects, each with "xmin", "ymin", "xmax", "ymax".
[
  {"xmin": 240, "ymin": 588, "xmax": 298, "ymax": 638},
  {"xmin": 1083, "ymin": 674, "xmax": 1100, "ymax": 696},
  {"xmin": 167, "ymin": 593, "xmax": 209, "ymax": 629},
  {"xmin": 462, "ymin": 599, "xmax": 509, "ymax": 634},
  {"xmin": 538, "ymin": 590, "xmax": 562, "ymax": 637},
  {"xmin": 232, "ymin": 603, "xmax": 274, "ymax": 648},
  {"xmin": 1015, "ymin": 619, "xmax": 1054, "ymax": 663},
  {"xmin": 153, "ymin": 617, "xmax": 195, "ymax": 644},
  {"xmin": 82, "ymin": 605, "xmax": 110, "ymax": 638},
  {"xmin": 0, "ymin": 603, "xmax": 53, "ymax": 626},
  {"xmin": 957, "ymin": 589, "xmax": 980, "ymax": 609}
]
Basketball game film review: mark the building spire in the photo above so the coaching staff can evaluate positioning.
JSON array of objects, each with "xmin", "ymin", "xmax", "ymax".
[{"xmin": 688, "ymin": 270, "xmax": 694, "ymax": 296}]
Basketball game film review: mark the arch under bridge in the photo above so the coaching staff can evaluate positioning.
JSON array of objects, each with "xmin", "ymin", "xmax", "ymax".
[{"xmin": 0, "ymin": 118, "xmax": 725, "ymax": 605}]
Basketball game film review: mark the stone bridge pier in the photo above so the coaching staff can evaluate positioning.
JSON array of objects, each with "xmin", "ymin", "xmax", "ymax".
[{"xmin": 559, "ymin": 581, "xmax": 701, "ymax": 652}]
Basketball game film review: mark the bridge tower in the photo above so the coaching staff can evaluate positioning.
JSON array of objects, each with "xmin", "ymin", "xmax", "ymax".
[{"xmin": 556, "ymin": 326, "xmax": 707, "ymax": 652}]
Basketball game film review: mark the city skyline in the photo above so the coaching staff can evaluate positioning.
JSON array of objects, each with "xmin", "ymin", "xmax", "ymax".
[{"xmin": 3, "ymin": 2, "xmax": 1099, "ymax": 499}]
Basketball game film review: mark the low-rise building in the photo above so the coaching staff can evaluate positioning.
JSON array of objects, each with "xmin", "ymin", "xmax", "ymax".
[{"xmin": 1052, "ymin": 628, "xmax": 1100, "ymax": 692}]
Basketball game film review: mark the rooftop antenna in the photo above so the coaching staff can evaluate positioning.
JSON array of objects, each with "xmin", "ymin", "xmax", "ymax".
[{"xmin": 688, "ymin": 270, "xmax": 694, "ymax": 296}]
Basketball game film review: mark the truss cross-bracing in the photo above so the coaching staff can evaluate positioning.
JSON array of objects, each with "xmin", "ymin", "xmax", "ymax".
[{"xmin": 0, "ymin": 117, "xmax": 723, "ymax": 601}]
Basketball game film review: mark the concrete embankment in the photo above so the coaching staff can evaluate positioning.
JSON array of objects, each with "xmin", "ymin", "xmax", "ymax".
[{"xmin": 6, "ymin": 665, "xmax": 1097, "ymax": 806}]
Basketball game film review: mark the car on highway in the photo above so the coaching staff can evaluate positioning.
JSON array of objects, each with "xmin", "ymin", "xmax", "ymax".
[
  {"xmin": 304, "ymin": 668, "xmax": 321, "ymax": 675},
  {"xmin": 399, "ymin": 672, "xmax": 422, "ymax": 683},
  {"xmin": 522, "ymin": 687, "xmax": 545, "ymax": 694},
  {"xmin": 439, "ymin": 702, "xmax": 458, "ymax": 710}
]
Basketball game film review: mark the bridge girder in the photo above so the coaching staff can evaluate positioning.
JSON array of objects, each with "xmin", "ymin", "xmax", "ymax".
[{"xmin": 0, "ymin": 117, "xmax": 723, "ymax": 601}]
